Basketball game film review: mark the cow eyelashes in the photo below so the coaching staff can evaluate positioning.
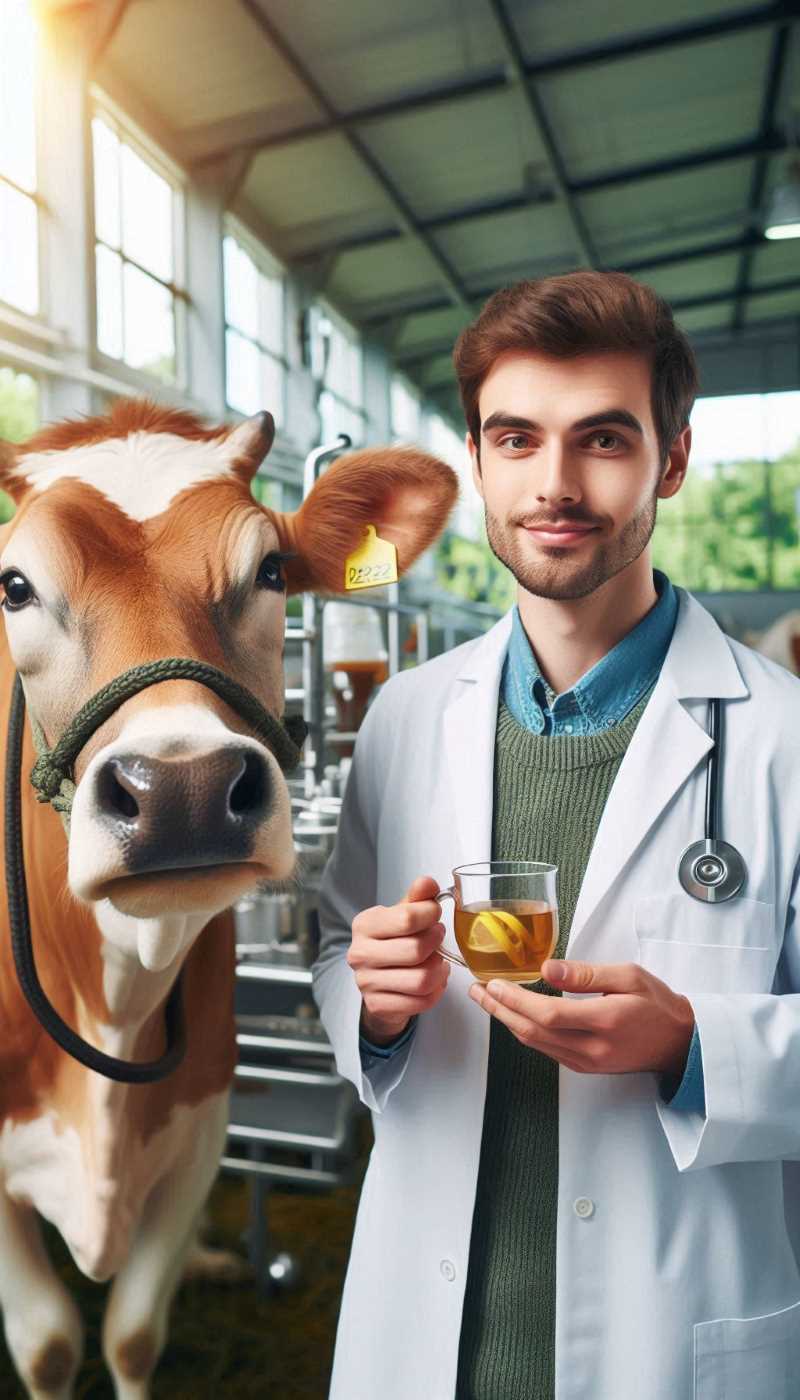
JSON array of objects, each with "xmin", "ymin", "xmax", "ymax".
[
  {"xmin": 255, "ymin": 551, "xmax": 295, "ymax": 593},
  {"xmin": 0, "ymin": 569, "xmax": 35, "ymax": 612}
]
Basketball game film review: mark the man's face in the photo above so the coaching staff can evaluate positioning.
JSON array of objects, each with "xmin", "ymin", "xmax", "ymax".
[{"xmin": 468, "ymin": 351, "xmax": 689, "ymax": 601}]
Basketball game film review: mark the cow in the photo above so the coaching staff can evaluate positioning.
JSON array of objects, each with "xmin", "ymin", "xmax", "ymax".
[{"xmin": 0, "ymin": 398, "xmax": 457, "ymax": 1399}]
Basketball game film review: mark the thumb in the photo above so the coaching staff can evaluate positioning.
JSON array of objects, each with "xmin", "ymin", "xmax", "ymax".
[
  {"xmin": 403, "ymin": 875, "xmax": 442, "ymax": 904},
  {"xmin": 542, "ymin": 959, "xmax": 639, "ymax": 994}
]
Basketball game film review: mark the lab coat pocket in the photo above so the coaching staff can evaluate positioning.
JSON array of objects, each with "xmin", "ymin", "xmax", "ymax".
[
  {"xmin": 635, "ymin": 893, "xmax": 777, "ymax": 994},
  {"xmin": 694, "ymin": 1297, "xmax": 800, "ymax": 1399}
]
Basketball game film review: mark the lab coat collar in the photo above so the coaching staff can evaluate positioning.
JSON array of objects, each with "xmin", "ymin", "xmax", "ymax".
[{"xmin": 443, "ymin": 589, "xmax": 749, "ymax": 955}]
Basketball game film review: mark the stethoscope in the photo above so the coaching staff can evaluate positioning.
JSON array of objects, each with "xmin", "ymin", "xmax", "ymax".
[{"xmin": 678, "ymin": 697, "xmax": 747, "ymax": 903}]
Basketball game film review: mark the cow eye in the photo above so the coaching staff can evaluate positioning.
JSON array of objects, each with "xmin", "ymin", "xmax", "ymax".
[
  {"xmin": 0, "ymin": 570, "xmax": 35, "ymax": 611},
  {"xmin": 255, "ymin": 553, "xmax": 287, "ymax": 593}
]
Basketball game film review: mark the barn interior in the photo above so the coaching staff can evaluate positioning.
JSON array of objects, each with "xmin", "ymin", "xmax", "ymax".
[{"xmin": 1, "ymin": 0, "xmax": 799, "ymax": 1396}]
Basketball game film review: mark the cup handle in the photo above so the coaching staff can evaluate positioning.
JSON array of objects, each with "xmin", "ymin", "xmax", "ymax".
[{"xmin": 434, "ymin": 887, "xmax": 468, "ymax": 969}]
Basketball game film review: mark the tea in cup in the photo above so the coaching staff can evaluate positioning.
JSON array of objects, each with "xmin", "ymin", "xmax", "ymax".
[{"xmin": 436, "ymin": 861, "xmax": 558, "ymax": 983}]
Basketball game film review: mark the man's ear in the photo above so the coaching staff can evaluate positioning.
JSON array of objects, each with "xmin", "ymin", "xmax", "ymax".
[
  {"xmin": 658, "ymin": 425, "xmax": 691, "ymax": 500},
  {"xmin": 266, "ymin": 446, "xmax": 459, "ymax": 594}
]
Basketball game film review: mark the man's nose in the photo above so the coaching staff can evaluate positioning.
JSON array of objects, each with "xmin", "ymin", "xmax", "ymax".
[{"xmin": 534, "ymin": 440, "xmax": 582, "ymax": 505}]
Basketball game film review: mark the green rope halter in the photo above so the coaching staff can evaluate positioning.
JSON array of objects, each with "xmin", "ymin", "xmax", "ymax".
[{"xmin": 28, "ymin": 657, "xmax": 307, "ymax": 821}]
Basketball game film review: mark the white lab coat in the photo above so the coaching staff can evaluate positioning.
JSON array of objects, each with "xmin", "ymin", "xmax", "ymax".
[{"xmin": 313, "ymin": 590, "xmax": 800, "ymax": 1400}]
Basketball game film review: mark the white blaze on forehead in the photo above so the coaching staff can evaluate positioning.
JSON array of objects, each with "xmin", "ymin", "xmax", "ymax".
[{"xmin": 15, "ymin": 431, "xmax": 238, "ymax": 522}]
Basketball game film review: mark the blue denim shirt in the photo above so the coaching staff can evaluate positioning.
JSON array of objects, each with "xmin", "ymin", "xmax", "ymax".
[{"xmin": 360, "ymin": 572, "xmax": 704, "ymax": 1114}]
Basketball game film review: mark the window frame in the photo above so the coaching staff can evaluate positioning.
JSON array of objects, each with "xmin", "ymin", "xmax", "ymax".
[
  {"xmin": 223, "ymin": 214, "xmax": 289, "ymax": 428},
  {"xmin": 90, "ymin": 89, "xmax": 188, "ymax": 391}
]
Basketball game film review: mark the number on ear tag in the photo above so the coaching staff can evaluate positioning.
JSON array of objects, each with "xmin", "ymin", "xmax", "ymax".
[{"xmin": 344, "ymin": 525, "xmax": 398, "ymax": 591}]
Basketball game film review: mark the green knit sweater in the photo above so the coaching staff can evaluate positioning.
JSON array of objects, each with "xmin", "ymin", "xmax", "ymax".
[{"xmin": 455, "ymin": 692, "xmax": 651, "ymax": 1400}]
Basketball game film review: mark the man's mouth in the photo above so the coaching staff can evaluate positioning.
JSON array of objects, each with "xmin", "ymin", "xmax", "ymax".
[{"xmin": 520, "ymin": 522, "xmax": 600, "ymax": 547}]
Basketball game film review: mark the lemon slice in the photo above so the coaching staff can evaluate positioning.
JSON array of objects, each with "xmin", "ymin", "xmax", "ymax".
[{"xmin": 468, "ymin": 909, "xmax": 535, "ymax": 968}]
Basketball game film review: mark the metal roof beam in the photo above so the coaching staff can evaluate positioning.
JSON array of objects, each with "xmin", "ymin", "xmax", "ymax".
[
  {"xmin": 360, "ymin": 232, "xmax": 767, "ymax": 330},
  {"xmin": 235, "ymin": 0, "xmax": 474, "ymax": 316},
  {"xmin": 289, "ymin": 135, "xmax": 785, "ymax": 268},
  {"xmin": 393, "ymin": 276, "xmax": 800, "ymax": 371},
  {"xmin": 193, "ymin": 2, "xmax": 796, "ymax": 168},
  {"xmin": 730, "ymin": 19, "xmax": 793, "ymax": 330},
  {"xmin": 486, "ymin": 0, "xmax": 598, "ymax": 267}
]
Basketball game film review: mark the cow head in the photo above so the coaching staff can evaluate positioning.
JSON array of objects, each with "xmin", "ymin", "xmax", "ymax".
[{"xmin": 0, "ymin": 400, "xmax": 457, "ymax": 967}]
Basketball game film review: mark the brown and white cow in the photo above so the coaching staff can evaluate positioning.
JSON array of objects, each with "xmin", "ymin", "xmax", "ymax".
[{"xmin": 0, "ymin": 399, "xmax": 457, "ymax": 1399}]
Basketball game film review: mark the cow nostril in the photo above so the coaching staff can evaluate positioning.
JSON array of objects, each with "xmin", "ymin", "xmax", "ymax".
[
  {"xmin": 229, "ymin": 751, "xmax": 266, "ymax": 816},
  {"xmin": 97, "ymin": 760, "xmax": 140, "ymax": 821}
]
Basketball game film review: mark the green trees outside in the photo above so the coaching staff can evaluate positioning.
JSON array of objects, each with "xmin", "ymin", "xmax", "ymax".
[
  {"xmin": 0, "ymin": 366, "xmax": 40, "ymax": 522},
  {"xmin": 436, "ymin": 436, "xmax": 800, "ymax": 601}
]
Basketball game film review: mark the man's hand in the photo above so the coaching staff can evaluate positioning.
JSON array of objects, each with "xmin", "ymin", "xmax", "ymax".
[
  {"xmin": 348, "ymin": 875, "xmax": 450, "ymax": 1047},
  {"xmin": 468, "ymin": 959, "xmax": 695, "ymax": 1077}
]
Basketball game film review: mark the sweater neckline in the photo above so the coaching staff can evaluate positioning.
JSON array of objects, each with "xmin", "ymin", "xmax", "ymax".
[{"xmin": 494, "ymin": 688, "xmax": 652, "ymax": 771}]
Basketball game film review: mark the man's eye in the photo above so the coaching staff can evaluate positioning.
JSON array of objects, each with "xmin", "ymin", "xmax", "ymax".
[
  {"xmin": 255, "ymin": 555, "xmax": 287, "ymax": 593},
  {"xmin": 0, "ymin": 571, "xmax": 34, "ymax": 610},
  {"xmin": 591, "ymin": 433, "xmax": 621, "ymax": 451},
  {"xmin": 501, "ymin": 434, "xmax": 530, "ymax": 451}
]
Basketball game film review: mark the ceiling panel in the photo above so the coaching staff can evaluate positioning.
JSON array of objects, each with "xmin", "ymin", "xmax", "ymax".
[
  {"xmin": 750, "ymin": 238, "xmax": 800, "ymax": 287},
  {"xmin": 507, "ymin": 0, "xmax": 760, "ymax": 64},
  {"xmin": 642, "ymin": 254, "xmax": 740, "ymax": 302},
  {"xmin": 242, "ymin": 133, "xmax": 398, "ymax": 247},
  {"xmin": 584, "ymin": 159, "xmax": 753, "ymax": 266},
  {"xmin": 538, "ymin": 29, "xmax": 769, "ymax": 181},
  {"xmin": 744, "ymin": 286, "xmax": 800, "ymax": 325},
  {"xmin": 105, "ymin": 0, "xmax": 322, "ymax": 134},
  {"xmin": 360, "ymin": 88, "xmax": 545, "ymax": 221},
  {"xmin": 392, "ymin": 306, "xmax": 474, "ymax": 356},
  {"xmin": 674, "ymin": 304, "xmax": 738, "ymax": 335},
  {"xmin": 327, "ymin": 239, "xmax": 444, "ymax": 307},
  {"xmin": 246, "ymin": 0, "xmax": 504, "ymax": 111},
  {"xmin": 433, "ymin": 202, "xmax": 582, "ymax": 282}
]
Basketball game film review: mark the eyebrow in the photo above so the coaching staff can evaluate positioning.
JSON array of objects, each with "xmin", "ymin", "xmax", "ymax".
[{"xmin": 481, "ymin": 409, "xmax": 644, "ymax": 437}]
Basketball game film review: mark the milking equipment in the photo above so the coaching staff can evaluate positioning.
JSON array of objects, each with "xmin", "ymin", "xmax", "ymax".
[{"xmin": 222, "ymin": 436, "xmax": 501, "ymax": 1291}]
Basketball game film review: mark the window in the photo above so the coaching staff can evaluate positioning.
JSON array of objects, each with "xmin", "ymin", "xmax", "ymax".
[
  {"xmin": 310, "ymin": 305, "xmax": 364, "ymax": 447},
  {"xmin": 391, "ymin": 375, "xmax": 422, "ymax": 444},
  {"xmin": 427, "ymin": 412, "xmax": 480, "ymax": 541},
  {"xmin": 0, "ymin": 0, "xmax": 38, "ymax": 316},
  {"xmin": 0, "ymin": 364, "xmax": 39, "ymax": 520},
  {"xmin": 653, "ymin": 391, "xmax": 800, "ymax": 591},
  {"xmin": 92, "ymin": 110, "xmax": 182, "ymax": 383},
  {"xmin": 224, "ymin": 230, "xmax": 286, "ymax": 428}
]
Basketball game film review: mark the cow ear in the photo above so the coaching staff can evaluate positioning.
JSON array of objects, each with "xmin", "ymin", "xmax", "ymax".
[
  {"xmin": 0, "ymin": 439, "xmax": 26, "ymax": 504},
  {"xmin": 266, "ymin": 446, "xmax": 459, "ymax": 595},
  {"xmin": 224, "ymin": 412, "xmax": 275, "ymax": 483}
]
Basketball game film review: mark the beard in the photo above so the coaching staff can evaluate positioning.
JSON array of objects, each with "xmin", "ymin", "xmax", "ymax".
[{"xmin": 484, "ymin": 491, "xmax": 658, "ymax": 602}]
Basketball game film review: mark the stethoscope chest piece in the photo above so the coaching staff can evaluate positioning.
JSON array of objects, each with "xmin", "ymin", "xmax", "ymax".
[{"xmin": 679, "ymin": 838, "xmax": 746, "ymax": 904}]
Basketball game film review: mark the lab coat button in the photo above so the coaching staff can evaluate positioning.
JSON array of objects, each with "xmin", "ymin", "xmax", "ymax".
[
  {"xmin": 440, "ymin": 1259, "xmax": 456, "ymax": 1282},
  {"xmin": 574, "ymin": 1197, "xmax": 595, "ymax": 1219}
]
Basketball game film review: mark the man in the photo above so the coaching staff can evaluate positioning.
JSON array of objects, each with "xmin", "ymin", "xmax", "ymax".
[{"xmin": 313, "ymin": 271, "xmax": 800, "ymax": 1400}]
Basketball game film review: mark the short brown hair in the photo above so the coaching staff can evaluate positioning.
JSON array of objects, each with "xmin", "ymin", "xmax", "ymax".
[{"xmin": 453, "ymin": 270, "xmax": 699, "ymax": 466}]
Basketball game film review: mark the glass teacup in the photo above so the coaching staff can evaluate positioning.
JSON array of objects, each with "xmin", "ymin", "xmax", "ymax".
[{"xmin": 435, "ymin": 861, "xmax": 559, "ymax": 983}]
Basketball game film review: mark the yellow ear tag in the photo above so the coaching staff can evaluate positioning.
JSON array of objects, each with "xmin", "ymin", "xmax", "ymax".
[{"xmin": 344, "ymin": 525, "xmax": 398, "ymax": 591}]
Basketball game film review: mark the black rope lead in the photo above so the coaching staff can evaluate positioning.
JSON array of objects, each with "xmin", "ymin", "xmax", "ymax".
[
  {"xmin": 5, "ymin": 675, "xmax": 187, "ymax": 1083},
  {"xmin": 4, "ymin": 664, "xmax": 306, "ymax": 1084}
]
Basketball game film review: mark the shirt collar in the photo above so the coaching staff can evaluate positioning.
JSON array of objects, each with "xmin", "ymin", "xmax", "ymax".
[{"xmin": 505, "ymin": 571, "xmax": 678, "ymax": 733}]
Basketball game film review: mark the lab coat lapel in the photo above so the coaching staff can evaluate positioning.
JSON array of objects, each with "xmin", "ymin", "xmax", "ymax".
[
  {"xmin": 443, "ymin": 612, "xmax": 512, "ymax": 866},
  {"xmin": 567, "ymin": 592, "xmax": 749, "ymax": 958}
]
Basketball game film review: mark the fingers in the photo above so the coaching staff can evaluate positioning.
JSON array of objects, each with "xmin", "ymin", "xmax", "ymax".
[
  {"xmin": 360, "ymin": 954, "xmax": 449, "ymax": 1000},
  {"xmin": 469, "ymin": 982, "xmax": 584, "ymax": 1048},
  {"xmin": 403, "ymin": 875, "xmax": 441, "ymax": 903},
  {"xmin": 352, "ymin": 924, "xmax": 446, "ymax": 969},
  {"xmin": 542, "ymin": 959, "xmax": 649, "ymax": 996},
  {"xmin": 354, "ymin": 899, "xmax": 443, "ymax": 941},
  {"xmin": 470, "ymin": 979, "xmax": 594, "ymax": 1033}
]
